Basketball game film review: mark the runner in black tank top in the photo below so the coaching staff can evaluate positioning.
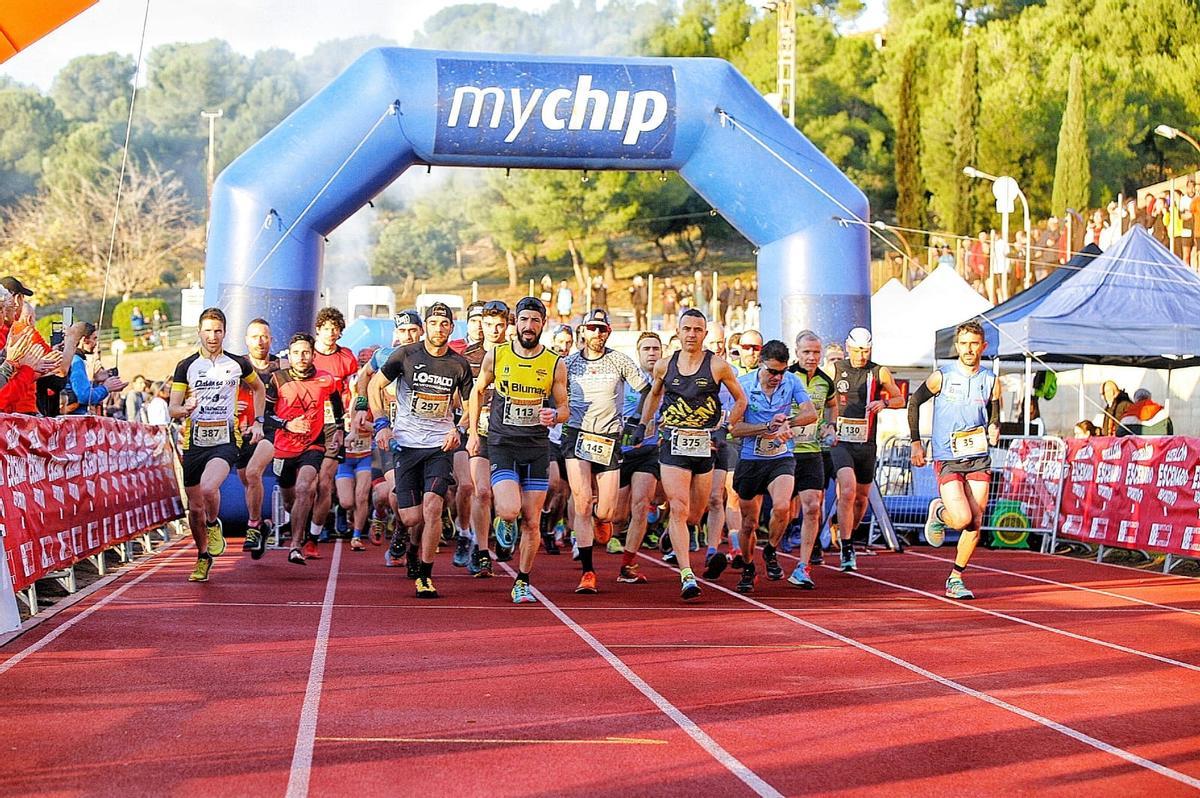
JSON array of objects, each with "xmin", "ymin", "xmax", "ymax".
[
  {"xmin": 636, "ymin": 309, "xmax": 747, "ymax": 602},
  {"xmin": 829, "ymin": 327, "xmax": 904, "ymax": 572}
]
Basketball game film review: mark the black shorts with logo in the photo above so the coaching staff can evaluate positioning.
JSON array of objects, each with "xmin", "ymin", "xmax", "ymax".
[
  {"xmin": 273, "ymin": 448, "xmax": 324, "ymax": 490},
  {"xmin": 392, "ymin": 446, "xmax": 454, "ymax": 508},
  {"xmin": 562, "ymin": 426, "xmax": 621, "ymax": 473},
  {"xmin": 733, "ymin": 456, "xmax": 795, "ymax": 501},
  {"xmin": 830, "ymin": 442, "xmax": 877, "ymax": 485},
  {"xmin": 792, "ymin": 452, "xmax": 826, "ymax": 494},
  {"xmin": 182, "ymin": 444, "xmax": 240, "ymax": 488},
  {"xmin": 619, "ymin": 444, "xmax": 660, "ymax": 488},
  {"xmin": 657, "ymin": 429, "xmax": 716, "ymax": 476}
]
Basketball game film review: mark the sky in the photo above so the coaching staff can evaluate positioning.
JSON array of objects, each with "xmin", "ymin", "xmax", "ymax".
[
  {"xmin": 2, "ymin": 0, "xmax": 887, "ymax": 90},
  {"xmin": 0, "ymin": 0, "xmax": 561, "ymax": 90}
]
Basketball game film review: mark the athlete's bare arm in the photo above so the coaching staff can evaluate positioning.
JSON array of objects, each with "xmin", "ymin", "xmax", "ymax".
[
  {"xmin": 875, "ymin": 365, "xmax": 906, "ymax": 411},
  {"xmin": 638, "ymin": 357, "xmax": 669, "ymax": 435},
  {"xmin": 352, "ymin": 361, "xmax": 377, "ymax": 431},
  {"xmin": 546, "ymin": 358, "xmax": 569, "ymax": 426}
]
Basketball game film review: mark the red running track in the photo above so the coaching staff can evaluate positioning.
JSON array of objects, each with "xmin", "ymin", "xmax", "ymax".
[{"xmin": 1, "ymin": 538, "xmax": 1199, "ymax": 797}]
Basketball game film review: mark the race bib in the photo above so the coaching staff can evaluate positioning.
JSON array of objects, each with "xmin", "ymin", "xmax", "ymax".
[
  {"xmin": 575, "ymin": 431, "xmax": 616, "ymax": 465},
  {"xmin": 671, "ymin": 429, "xmax": 711, "ymax": 457},
  {"xmin": 478, "ymin": 405, "xmax": 490, "ymax": 436},
  {"xmin": 193, "ymin": 420, "xmax": 230, "ymax": 447},
  {"xmin": 950, "ymin": 426, "xmax": 988, "ymax": 458},
  {"xmin": 836, "ymin": 417, "xmax": 869, "ymax": 444},
  {"xmin": 794, "ymin": 422, "xmax": 819, "ymax": 444},
  {"xmin": 345, "ymin": 434, "xmax": 372, "ymax": 458},
  {"xmin": 410, "ymin": 390, "xmax": 451, "ymax": 420},
  {"xmin": 503, "ymin": 396, "xmax": 542, "ymax": 427},
  {"xmin": 323, "ymin": 399, "xmax": 336, "ymax": 426},
  {"xmin": 753, "ymin": 434, "xmax": 788, "ymax": 458}
]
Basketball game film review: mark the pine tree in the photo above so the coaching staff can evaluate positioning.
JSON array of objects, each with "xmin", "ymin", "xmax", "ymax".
[
  {"xmin": 894, "ymin": 45, "xmax": 925, "ymax": 236},
  {"xmin": 950, "ymin": 39, "xmax": 979, "ymax": 235},
  {"xmin": 1051, "ymin": 53, "xmax": 1090, "ymax": 217}
]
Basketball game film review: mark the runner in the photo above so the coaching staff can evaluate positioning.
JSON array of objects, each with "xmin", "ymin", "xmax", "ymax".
[
  {"xmin": 262, "ymin": 333, "xmax": 343, "ymax": 565},
  {"xmin": 370, "ymin": 302, "xmax": 473, "ymax": 599},
  {"xmin": 542, "ymin": 324, "xmax": 575, "ymax": 555},
  {"xmin": 561, "ymin": 308, "xmax": 649, "ymax": 594},
  {"xmin": 467, "ymin": 296, "xmax": 568, "ymax": 605},
  {"xmin": 615, "ymin": 331, "xmax": 664, "ymax": 585},
  {"xmin": 635, "ymin": 308, "xmax": 747, "ymax": 601},
  {"xmin": 728, "ymin": 339, "xmax": 816, "ymax": 593},
  {"xmin": 448, "ymin": 306, "xmax": 493, "ymax": 570},
  {"xmin": 308, "ymin": 308, "xmax": 360, "ymax": 557},
  {"xmin": 784, "ymin": 330, "xmax": 837, "ymax": 588},
  {"xmin": 829, "ymin": 327, "xmax": 904, "ymax": 571},
  {"xmin": 169, "ymin": 307, "xmax": 265, "ymax": 582},
  {"xmin": 236, "ymin": 318, "xmax": 281, "ymax": 558},
  {"xmin": 461, "ymin": 300, "xmax": 510, "ymax": 578},
  {"xmin": 908, "ymin": 320, "xmax": 1000, "ymax": 600},
  {"xmin": 337, "ymin": 347, "xmax": 378, "ymax": 551}
]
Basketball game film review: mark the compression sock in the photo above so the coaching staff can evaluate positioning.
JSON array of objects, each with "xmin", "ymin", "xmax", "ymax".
[{"xmin": 578, "ymin": 544, "xmax": 594, "ymax": 573}]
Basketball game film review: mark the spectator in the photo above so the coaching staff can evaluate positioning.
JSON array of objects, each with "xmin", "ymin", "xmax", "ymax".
[
  {"xmin": 539, "ymin": 274, "xmax": 554, "ymax": 305},
  {"xmin": 1182, "ymin": 177, "xmax": 1197, "ymax": 266},
  {"xmin": 130, "ymin": 305, "xmax": 146, "ymax": 345},
  {"xmin": 1099, "ymin": 380, "xmax": 1134, "ymax": 436},
  {"xmin": 590, "ymin": 275, "xmax": 608, "ymax": 312},
  {"xmin": 717, "ymin": 281, "xmax": 730, "ymax": 321},
  {"xmin": 67, "ymin": 322, "xmax": 125, "ymax": 415},
  {"xmin": 937, "ymin": 245, "xmax": 955, "ymax": 270},
  {"xmin": 0, "ymin": 276, "xmax": 67, "ymax": 414},
  {"xmin": 124, "ymin": 374, "xmax": 148, "ymax": 422},
  {"xmin": 967, "ymin": 231, "xmax": 990, "ymax": 292},
  {"xmin": 555, "ymin": 280, "xmax": 573, "ymax": 323},
  {"xmin": 1073, "ymin": 420, "xmax": 1098, "ymax": 438},
  {"xmin": 143, "ymin": 380, "xmax": 170, "ymax": 425},
  {"xmin": 0, "ymin": 286, "xmax": 48, "ymax": 403},
  {"xmin": 151, "ymin": 308, "xmax": 169, "ymax": 348},
  {"xmin": 1123, "ymin": 388, "xmax": 1173, "ymax": 435},
  {"xmin": 728, "ymin": 276, "xmax": 747, "ymax": 329},
  {"xmin": 693, "ymin": 270, "xmax": 711, "ymax": 315},
  {"xmin": 1099, "ymin": 201, "xmax": 1123, "ymax": 250},
  {"xmin": 661, "ymin": 283, "xmax": 678, "ymax": 333},
  {"xmin": 747, "ymin": 278, "xmax": 758, "ymax": 307},
  {"xmin": 1033, "ymin": 218, "xmax": 1063, "ymax": 282},
  {"xmin": 628, "ymin": 275, "xmax": 648, "ymax": 330}
]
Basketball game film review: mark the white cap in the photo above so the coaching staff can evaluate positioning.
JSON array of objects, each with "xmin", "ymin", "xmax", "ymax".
[{"xmin": 846, "ymin": 327, "xmax": 873, "ymax": 348}]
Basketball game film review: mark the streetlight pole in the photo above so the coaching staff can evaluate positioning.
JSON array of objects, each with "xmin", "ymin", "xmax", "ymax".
[
  {"xmin": 200, "ymin": 109, "xmax": 223, "ymax": 205},
  {"xmin": 964, "ymin": 166, "xmax": 1032, "ymax": 291}
]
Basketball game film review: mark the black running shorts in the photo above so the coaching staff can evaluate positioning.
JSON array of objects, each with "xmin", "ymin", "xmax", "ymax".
[
  {"xmin": 273, "ymin": 448, "xmax": 324, "ymax": 490},
  {"xmin": 182, "ymin": 444, "xmax": 239, "ymax": 488},
  {"xmin": 392, "ymin": 446, "xmax": 454, "ymax": 509},
  {"xmin": 619, "ymin": 444, "xmax": 660, "ymax": 488},
  {"xmin": 830, "ymin": 442, "xmax": 877, "ymax": 485},
  {"xmin": 732, "ymin": 456, "xmax": 795, "ymax": 501},
  {"xmin": 792, "ymin": 452, "xmax": 826, "ymax": 494}
]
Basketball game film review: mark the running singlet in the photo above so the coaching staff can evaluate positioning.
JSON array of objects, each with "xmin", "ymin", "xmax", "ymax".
[
  {"xmin": 380, "ymin": 342, "xmax": 473, "ymax": 449},
  {"xmin": 832, "ymin": 358, "xmax": 883, "ymax": 446},
  {"xmin": 659, "ymin": 351, "xmax": 722, "ymax": 431},
  {"xmin": 737, "ymin": 369, "xmax": 810, "ymax": 460},
  {"xmin": 313, "ymin": 345, "xmax": 359, "ymax": 427},
  {"xmin": 622, "ymin": 372, "xmax": 658, "ymax": 451},
  {"xmin": 237, "ymin": 357, "xmax": 281, "ymax": 431},
  {"xmin": 488, "ymin": 342, "xmax": 559, "ymax": 445},
  {"xmin": 266, "ymin": 368, "xmax": 342, "ymax": 458},
  {"xmin": 563, "ymin": 348, "xmax": 648, "ymax": 435},
  {"xmin": 172, "ymin": 350, "xmax": 258, "ymax": 451},
  {"xmin": 789, "ymin": 366, "xmax": 834, "ymax": 454},
  {"xmin": 931, "ymin": 362, "xmax": 996, "ymax": 462}
]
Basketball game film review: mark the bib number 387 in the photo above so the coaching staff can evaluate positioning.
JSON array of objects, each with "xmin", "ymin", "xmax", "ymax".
[{"xmin": 194, "ymin": 421, "xmax": 230, "ymax": 447}]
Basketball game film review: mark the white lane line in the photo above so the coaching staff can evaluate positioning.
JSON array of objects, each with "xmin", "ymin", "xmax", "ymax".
[
  {"xmin": 640, "ymin": 554, "xmax": 1200, "ymax": 791},
  {"xmin": 906, "ymin": 550, "xmax": 1200, "ymax": 618},
  {"xmin": 794, "ymin": 555, "xmax": 1200, "ymax": 673},
  {"xmin": 0, "ymin": 545, "xmax": 191, "ymax": 676},
  {"xmin": 285, "ymin": 540, "xmax": 343, "ymax": 798},
  {"xmin": 497, "ymin": 562, "xmax": 784, "ymax": 798}
]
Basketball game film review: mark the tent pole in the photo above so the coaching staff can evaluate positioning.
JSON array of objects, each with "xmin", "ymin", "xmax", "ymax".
[
  {"xmin": 1024, "ymin": 355, "xmax": 1032, "ymax": 436},
  {"xmin": 1165, "ymin": 366, "xmax": 1173, "ymax": 417},
  {"xmin": 1078, "ymin": 364, "xmax": 1086, "ymax": 425}
]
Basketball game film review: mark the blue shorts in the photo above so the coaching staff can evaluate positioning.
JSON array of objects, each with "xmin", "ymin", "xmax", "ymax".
[{"xmin": 336, "ymin": 454, "xmax": 373, "ymax": 481}]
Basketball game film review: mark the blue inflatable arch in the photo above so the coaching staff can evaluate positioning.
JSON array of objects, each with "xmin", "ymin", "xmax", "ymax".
[{"xmin": 204, "ymin": 48, "xmax": 870, "ymax": 347}]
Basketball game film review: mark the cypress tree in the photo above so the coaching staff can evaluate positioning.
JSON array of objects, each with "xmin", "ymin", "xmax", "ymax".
[
  {"xmin": 951, "ymin": 39, "xmax": 979, "ymax": 235},
  {"xmin": 894, "ymin": 45, "xmax": 925, "ymax": 236},
  {"xmin": 1051, "ymin": 53, "xmax": 1090, "ymax": 216}
]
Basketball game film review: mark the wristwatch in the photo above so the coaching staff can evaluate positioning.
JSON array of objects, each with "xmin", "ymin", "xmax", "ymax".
[{"xmin": 255, "ymin": 415, "xmax": 265, "ymax": 423}]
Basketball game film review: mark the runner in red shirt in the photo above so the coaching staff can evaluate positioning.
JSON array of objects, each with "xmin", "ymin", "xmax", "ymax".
[{"xmin": 306, "ymin": 307, "xmax": 359, "ymax": 557}]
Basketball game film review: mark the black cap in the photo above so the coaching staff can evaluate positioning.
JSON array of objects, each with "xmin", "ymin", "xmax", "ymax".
[
  {"xmin": 466, "ymin": 301, "xmax": 485, "ymax": 319},
  {"xmin": 583, "ymin": 308, "xmax": 612, "ymax": 329},
  {"xmin": 393, "ymin": 310, "xmax": 422, "ymax": 328},
  {"xmin": 425, "ymin": 302, "xmax": 454, "ymax": 322},
  {"xmin": 515, "ymin": 296, "xmax": 547, "ymax": 318},
  {"xmin": 1, "ymin": 276, "xmax": 32, "ymax": 297}
]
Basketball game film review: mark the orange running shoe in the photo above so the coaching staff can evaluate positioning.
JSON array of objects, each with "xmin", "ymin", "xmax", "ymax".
[
  {"xmin": 575, "ymin": 570, "xmax": 599, "ymax": 594},
  {"xmin": 302, "ymin": 538, "xmax": 321, "ymax": 559},
  {"xmin": 594, "ymin": 519, "xmax": 614, "ymax": 545}
]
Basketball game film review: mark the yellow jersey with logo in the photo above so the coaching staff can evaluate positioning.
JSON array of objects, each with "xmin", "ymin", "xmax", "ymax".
[{"xmin": 489, "ymin": 342, "xmax": 559, "ymax": 444}]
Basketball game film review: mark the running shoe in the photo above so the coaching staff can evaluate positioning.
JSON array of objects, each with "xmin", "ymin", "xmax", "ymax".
[
  {"xmin": 415, "ymin": 577, "xmax": 439, "ymax": 599},
  {"xmin": 511, "ymin": 579, "xmax": 537, "ymax": 604},
  {"xmin": 575, "ymin": 571, "xmax": 599, "ymax": 594},
  {"xmin": 659, "ymin": 530, "xmax": 673, "ymax": 556},
  {"xmin": 688, "ymin": 527, "xmax": 699, "ymax": 552},
  {"xmin": 452, "ymin": 535, "xmax": 472, "ymax": 568},
  {"xmin": 494, "ymin": 517, "xmax": 517, "ymax": 549},
  {"xmin": 736, "ymin": 563, "xmax": 757, "ymax": 594},
  {"xmin": 571, "ymin": 542, "xmax": 580, "ymax": 561},
  {"xmin": 702, "ymin": 551, "xmax": 728, "ymax": 580},
  {"xmin": 496, "ymin": 545, "xmax": 514, "ymax": 563},
  {"xmin": 681, "ymin": 574, "xmax": 702, "ymax": 601},
  {"xmin": 764, "ymin": 549, "xmax": 784, "ymax": 581},
  {"xmin": 288, "ymin": 547, "xmax": 306, "ymax": 566},
  {"xmin": 662, "ymin": 549, "xmax": 677, "ymax": 564},
  {"xmin": 542, "ymin": 531, "xmax": 561, "ymax": 555},
  {"xmin": 643, "ymin": 531, "xmax": 659, "ymax": 550},
  {"xmin": 187, "ymin": 554, "xmax": 212, "ymax": 582},
  {"xmin": 617, "ymin": 563, "xmax": 647, "ymax": 584},
  {"xmin": 924, "ymin": 498, "xmax": 947, "ymax": 548},
  {"xmin": 302, "ymin": 537, "xmax": 320, "ymax": 559},
  {"xmin": 809, "ymin": 546, "xmax": 824, "ymax": 566},
  {"xmin": 553, "ymin": 519, "xmax": 568, "ymax": 544},
  {"xmin": 244, "ymin": 525, "xmax": 267, "ymax": 560},
  {"xmin": 729, "ymin": 550, "xmax": 745, "ymax": 571},
  {"xmin": 840, "ymin": 546, "xmax": 857, "ymax": 572},
  {"xmin": 470, "ymin": 549, "xmax": 493, "ymax": 578},
  {"xmin": 779, "ymin": 525, "xmax": 802, "ymax": 554},
  {"xmin": 441, "ymin": 507, "xmax": 455, "ymax": 543},
  {"xmin": 945, "ymin": 576, "xmax": 975, "ymax": 600},
  {"xmin": 606, "ymin": 537, "xmax": 624, "ymax": 555},
  {"xmin": 594, "ymin": 519, "xmax": 614, "ymax": 545},
  {"xmin": 406, "ymin": 549, "xmax": 421, "ymax": 579},
  {"xmin": 787, "ymin": 563, "xmax": 815, "ymax": 589},
  {"xmin": 206, "ymin": 519, "xmax": 226, "ymax": 557},
  {"xmin": 318, "ymin": 527, "xmax": 330, "ymax": 543},
  {"xmin": 335, "ymin": 507, "xmax": 350, "ymax": 536},
  {"xmin": 369, "ymin": 517, "xmax": 385, "ymax": 546},
  {"xmin": 350, "ymin": 535, "xmax": 365, "ymax": 552}
]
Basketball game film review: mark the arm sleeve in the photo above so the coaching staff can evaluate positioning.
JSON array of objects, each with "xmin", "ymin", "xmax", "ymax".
[
  {"xmin": 989, "ymin": 398, "xmax": 1000, "ymax": 426},
  {"xmin": 69, "ymin": 356, "xmax": 108, "ymax": 406},
  {"xmin": 908, "ymin": 381, "xmax": 935, "ymax": 441},
  {"xmin": 263, "ymin": 376, "xmax": 285, "ymax": 432}
]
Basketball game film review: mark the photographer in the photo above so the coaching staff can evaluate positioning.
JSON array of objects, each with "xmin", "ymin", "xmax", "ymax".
[{"xmin": 67, "ymin": 322, "xmax": 126, "ymax": 415}]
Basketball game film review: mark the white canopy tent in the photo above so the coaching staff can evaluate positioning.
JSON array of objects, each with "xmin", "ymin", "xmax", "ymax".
[{"xmin": 873, "ymin": 265, "xmax": 991, "ymax": 368}]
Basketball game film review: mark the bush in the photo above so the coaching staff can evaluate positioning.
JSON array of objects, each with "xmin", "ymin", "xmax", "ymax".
[
  {"xmin": 35, "ymin": 313, "xmax": 62, "ymax": 342},
  {"xmin": 111, "ymin": 298, "xmax": 169, "ymax": 344}
]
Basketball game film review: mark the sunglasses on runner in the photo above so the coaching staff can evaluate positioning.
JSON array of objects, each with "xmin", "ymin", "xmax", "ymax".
[
  {"xmin": 482, "ymin": 300, "xmax": 510, "ymax": 317},
  {"xmin": 740, "ymin": 344, "xmax": 762, "ymax": 351},
  {"xmin": 764, "ymin": 366, "xmax": 787, "ymax": 376}
]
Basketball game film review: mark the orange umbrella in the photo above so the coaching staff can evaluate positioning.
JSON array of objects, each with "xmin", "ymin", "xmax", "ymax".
[{"xmin": 0, "ymin": 1, "xmax": 97, "ymax": 64}]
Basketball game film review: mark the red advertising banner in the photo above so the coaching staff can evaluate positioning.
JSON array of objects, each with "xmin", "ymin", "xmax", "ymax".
[
  {"xmin": 0, "ymin": 414, "xmax": 184, "ymax": 592},
  {"xmin": 999, "ymin": 437, "xmax": 1066, "ymax": 531},
  {"xmin": 1058, "ymin": 436, "xmax": 1200, "ymax": 559}
]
